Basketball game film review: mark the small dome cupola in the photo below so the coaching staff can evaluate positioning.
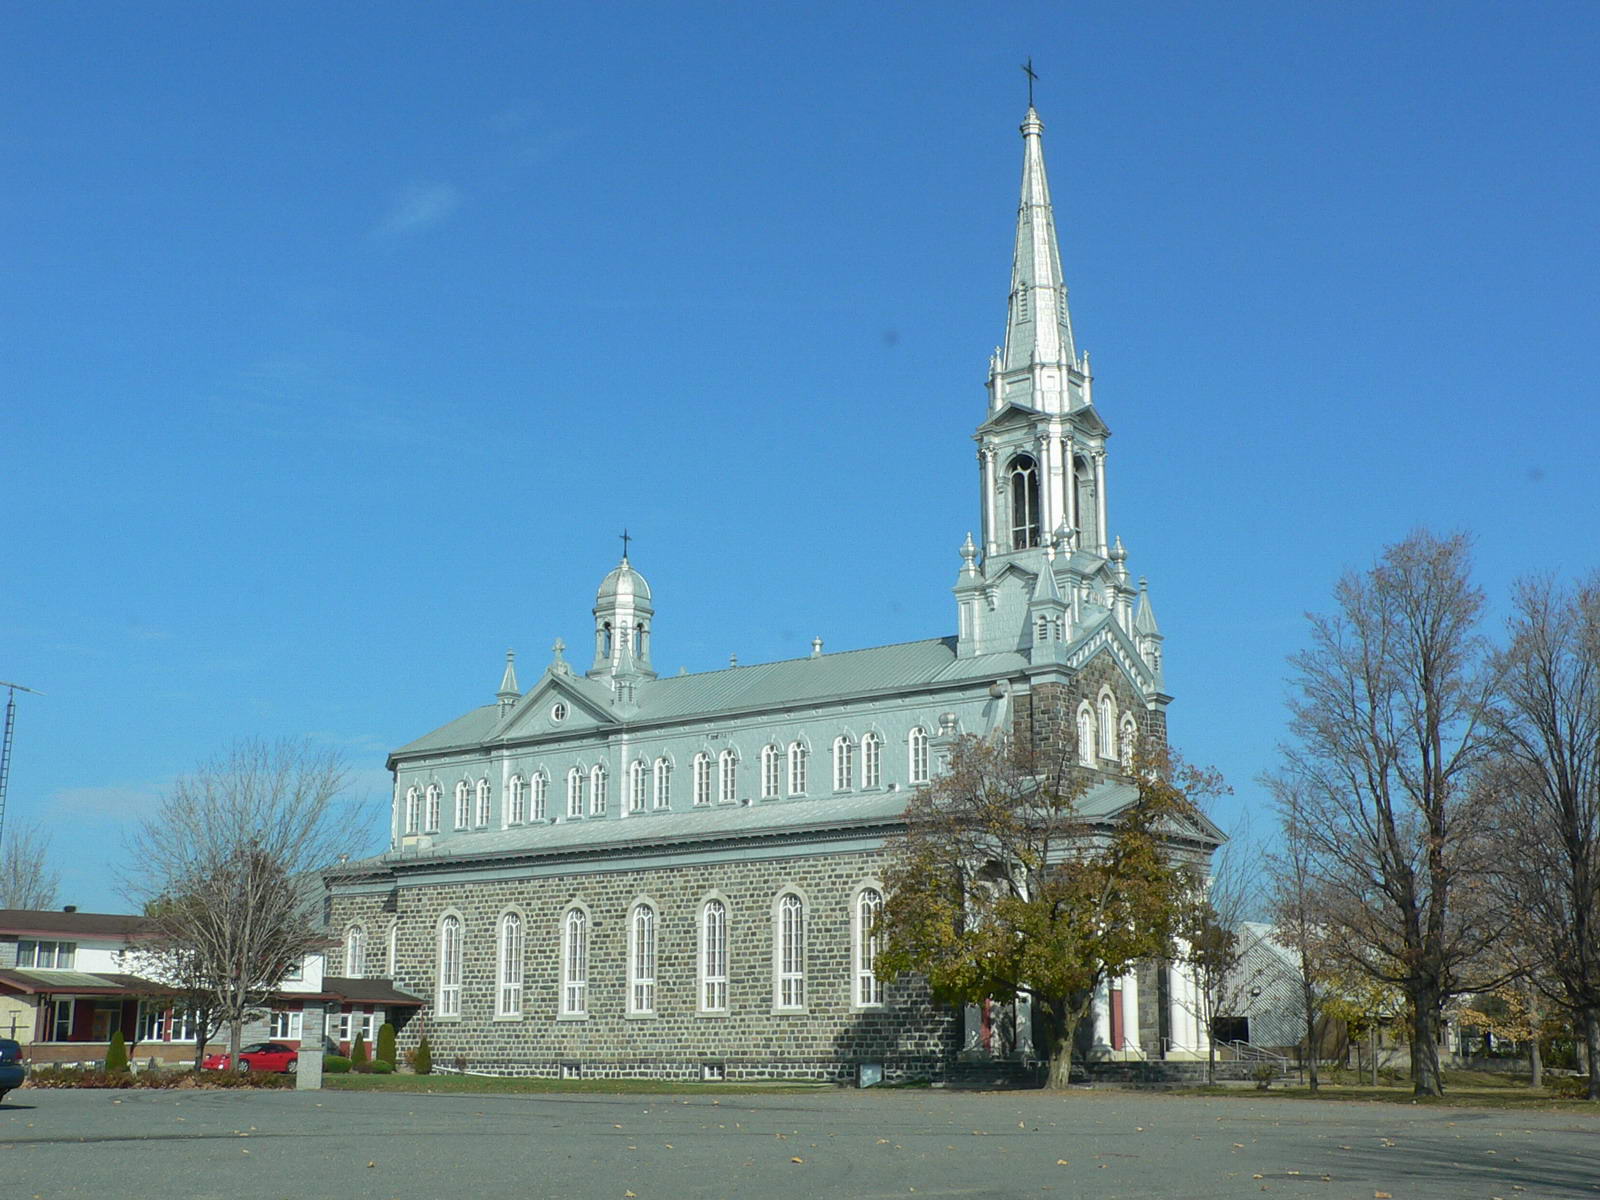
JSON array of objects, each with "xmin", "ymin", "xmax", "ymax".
[{"xmin": 589, "ymin": 551, "xmax": 656, "ymax": 681}]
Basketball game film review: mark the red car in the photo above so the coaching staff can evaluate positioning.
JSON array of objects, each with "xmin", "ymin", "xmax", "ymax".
[{"xmin": 201, "ymin": 1042, "xmax": 299, "ymax": 1073}]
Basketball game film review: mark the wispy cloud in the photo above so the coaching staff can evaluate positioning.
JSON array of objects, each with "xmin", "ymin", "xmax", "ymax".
[{"xmin": 372, "ymin": 182, "xmax": 461, "ymax": 238}]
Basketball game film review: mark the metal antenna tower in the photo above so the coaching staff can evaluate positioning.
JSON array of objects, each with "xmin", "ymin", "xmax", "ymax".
[{"xmin": 0, "ymin": 680, "xmax": 43, "ymax": 853}]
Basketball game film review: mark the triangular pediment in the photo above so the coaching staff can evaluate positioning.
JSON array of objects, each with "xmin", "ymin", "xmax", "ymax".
[
  {"xmin": 1063, "ymin": 611, "xmax": 1159, "ymax": 696},
  {"xmin": 493, "ymin": 671, "xmax": 619, "ymax": 741}
]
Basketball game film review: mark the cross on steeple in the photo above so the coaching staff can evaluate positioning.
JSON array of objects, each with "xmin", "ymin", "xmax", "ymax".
[
  {"xmin": 619, "ymin": 528, "xmax": 632, "ymax": 559},
  {"xmin": 1022, "ymin": 57, "xmax": 1038, "ymax": 108}
]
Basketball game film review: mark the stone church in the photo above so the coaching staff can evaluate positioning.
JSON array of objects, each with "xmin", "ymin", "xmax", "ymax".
[{"xmin": 325, "ymin": 104, "xmax": 1220, "ymax": 1081}]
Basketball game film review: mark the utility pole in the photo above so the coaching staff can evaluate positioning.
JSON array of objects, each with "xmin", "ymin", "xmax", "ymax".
[{"xmin": 0, "ymin": 680, "xmax": 43, "ymax": 852}]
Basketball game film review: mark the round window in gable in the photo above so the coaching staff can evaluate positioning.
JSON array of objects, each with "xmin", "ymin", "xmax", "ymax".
[{"xmin": 551, "ymin": 702, "xmax": 568, "ymax": 722}]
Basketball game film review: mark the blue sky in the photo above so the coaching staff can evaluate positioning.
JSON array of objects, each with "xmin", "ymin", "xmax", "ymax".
[{"xmin": 5, "ymin": 2, "xmax": 1598, "ymax": 912}]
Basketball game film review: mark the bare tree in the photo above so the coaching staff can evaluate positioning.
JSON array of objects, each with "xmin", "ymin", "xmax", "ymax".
[
  {"xmin": 124, "ymin": 739, "xmax": 355, "ymax": 1065},
  {"xmin": 0, "ymin": 820, "xmax": 60, "ymax": 910},
  {"xmin": 1275, "ymin": 530, "xmax": 1507, "ymax": 1096},
  {"xmin": 1183, "ymin": 829, "xmax": 1258, "ymax": 1086},
  {"xmin": 1487, "ymin": 573, "xmax": 1600, "ymax": 1098}
]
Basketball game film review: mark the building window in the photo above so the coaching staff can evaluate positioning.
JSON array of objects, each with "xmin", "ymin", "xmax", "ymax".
[
  {"xmin": 590, "ymin": 764, "xmax": 608, "ymax": 815},
  {"xmin": 283, "ymin": 956, "xmax": 303, "ymax": 982},
  {"xmin": 629, "ymin": 759, "xmax": 647, "ymax": 812},
  {"xmin": 531, "ymin": 772, "xmax": 548, "ymax": 821},
  {"xmin": 269, "ymin": 1010, "xmax": 304, "ymax": 1040},
  {"xmin": 562, "ymin": 908, "xmax": 588, "ymax": 1017},
  {"xmin": 1119, "ymin": 715, "xmax": 1139, "ymax": 770},
  {"xmin": 629, "ymin": 902, "xmax": 657, "ymax": 1015},
  {"xmin": 1098, "ymin": 694, "xmax": 1118, "ymax": 759},
  {"xmin": 1077, "ymin": 704, "xmax": 1096, "ymax": 766},
  {"xmin": 693, "ymin": 753, "xmax": 712, "ymax": 806},
  {"xmin": 344, "ymin": 924, "xmax": 366, "ymax": 978},
  {"xmin": 508, "ymin": 774, "xmax": 526, "ymax": 824},
  {"xmin": 761, "ymin": 744, "xmax": 781, "ymax": 798},
  {"xmin": 425, "ymin": 784, "xmax": 442, "ymax": 832},
  {"xmin": 454, "ymin": 780, "xmax": 471, "ymax": 829},
  {"xmin": 404, "ymin": 786, "xmax": 420, "ymax": 834},
  {"xmin": 135, "ymin": 1001, "xmax": 167, "ymax": 1043},
  {"xmin": 497, "ymin": 912, "xmax": 524, "ymax": 1017},
  {"xmin": 1009, "ymin": 453, "xmax": 1041, "ymax": 549},
  {"xmin": 719, "ymin": 749, "xmax": 738, "ymax": 803},
  {"xmin": 17, "ymin": 939, "xmax": 75, "ymax": 969},
  {"xmin": 701, "ymin": 898, "xmax": 728, "ymax": 1013},
  {"xmin": 775, "ymin": 892, "xmax": 805, "ymax": 1010},
  {"xmin": 475, "ymin": 777, "xmax": 492, "ymax": 827},
  {"xmin": 788, "ymin": 742, "xmax": 808, "ymax": 795},
  {"xmin": 862, "ymin": 732, "xmax": 882, "ymax": 789},
  {"xmin": 653, "ymin": 757, "xmax": 672, "ymax": 809},
  {"xmin": 567, "ymin": 768, "xmax": 584, "ymax": 818},
  {"xmin": 854, "ymin": 887, "xmax": 885, "ymax": 1007},
  {"xmin": 436, "ymin": 915, "xmax": 462, "ymax": 1019},
  {"xmin": 832, "ymin": 736, "xmax": 854, "ymax": 792},
  {"xmin": 908, "ymin": 727, "xmax": 929, "ymax": 785},
  {"xmin": 50, "ymin": 998, "xmax": 73, "ymax": 1040}
]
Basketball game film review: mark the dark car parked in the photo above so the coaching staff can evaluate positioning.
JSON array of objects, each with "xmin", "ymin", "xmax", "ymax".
[{"xmin": 0, "ymin": 1039, "xmax": 26, "ymax": 1102}]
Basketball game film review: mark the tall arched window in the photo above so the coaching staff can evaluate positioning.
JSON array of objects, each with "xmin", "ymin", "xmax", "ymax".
[
  {"xmin": 862, "ymin": 733, "xmax": 882, "ymax": 789},
  {"xmin": 1009, "ymin": 453, "xmax": 1041, "ymax": 549},
  {"xmin": 561, "ymin": 908, "xmax": 588, "ymax": 1016},
  {"xmin": 475, "ymin": 778, "xmax": 492, "ymax": 827},
  {"xmin": 344, "ymin": 924, "xmax": 367, "ymax": 979},
  {"xmin": 629, "ymin": 759, "xmax": 647, "ymax": 813},
  {"xmin": 832, "ymin": 736, "xmax": 855, "ymax": 792},
  {"xmin": 775, "ymin": 892, "xmax": 805, "ymax": 1010},
  {"xmin": 788, "ymin": 742, "xmax": 808, "ymax": 795},
  {"xmin": 404, "ymin": 786, "xmax": 420, "ymax": 834},
  {"xmin": 653, "ymin": 757, "xmax": 672, "ymax": 809},
  {"xmin": 1077, "ymin": 705, "xmax": 1096, "ymax": 766},
  {"xmin": 701, "ymin": 898, "xmax": 728, "ymax": 1013},
  {"xmin": 693, "ymin": 753, "xmax": 712, "ymax": 806},
  {"xmin": 436, "ymin": 915, "xmax": 462, "ymax": 1018},
  {"xmin": 530, "ymin": 772, "xmax": 548, "ymax": 821},
  {"xmin": 424, "ymin": 784, "xmax": 442, "ymax": 832},
  {"xmin": 719, "ymin": 749, "xmax": 738, "ymax": 804},
  {"xmin": 454, "ymin": 781, "xmax": 471, "ymax": 829},
  {"xmin": 589, "ymin": 764, "xmax": 608, "ymax": 815},
  {"xmin": 566, "ymin": 767, "xmax": 583, "ymax": 818},
  {"xmin": 907, "ymin": 727, "xmax": 929, "ymax": 785},
  {"xmin": 628, "ymin": 902, "xmax": 657, "ymax": 1015},
  {"xmin": 854, "ymin": 887, "xmax": 884, "ymax": 1007},
  {"xmin": 507, "ymin": 775, "xmax": 526, "ymax": 824},
  {"xmin": 761, "ymin": 744, "xmax": 781, "ymax": 799},
  {"xmin": 1098, "ymin": 694, "xmax": 1118, "ymax": 759},
  {"xmin": 497, "ymin": 912, "xmax": 523, "ymax": 1017},
  {"xmin": 1119, "ymin": 715, "xmax": 1139, "ymax": 771}
]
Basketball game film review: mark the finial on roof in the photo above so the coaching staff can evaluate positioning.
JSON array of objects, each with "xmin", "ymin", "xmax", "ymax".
[
  {"xmin": 551, "ymin": 637, "xmax": 569, "ymax": 674},
  {"xmin": 811, "ymin": 637, "xmax": 824, "ymax": 658},
  {"xmin": 1134, "ymin": 577, "xmax": 1163, "ymax": 637},
  {"xmin": 619, "ymin": 527, "xmax": 632, "ymax": 561},
  {"xmin": 1109, "ymin": 535, "xmax": 1126, "ymax": 563},
  {"xmin": 1021, "ymin": 56, "xmax": 1038, "ymax": 110},
  {"xmin": 497, "ymin": 649, "xmax": 520, "ymax": 695},
  {"xmin": 729, "ymin": 653, "xmax": 739, "ymax": 668}
]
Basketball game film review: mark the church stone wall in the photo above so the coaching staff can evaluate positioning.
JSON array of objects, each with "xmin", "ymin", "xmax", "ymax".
[
  {"xmin": 1012, "ymin": 653, "xmax": 1162, "ymax": 768},
  {"xmin": 328, "ymin": 846, "xmax": 958, "ymax": 1082}
]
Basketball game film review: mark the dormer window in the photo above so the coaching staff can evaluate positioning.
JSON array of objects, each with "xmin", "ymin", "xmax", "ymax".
[{"xmin": 1009, "ymin": 454, "xmax": 1040, "ymax": 549}]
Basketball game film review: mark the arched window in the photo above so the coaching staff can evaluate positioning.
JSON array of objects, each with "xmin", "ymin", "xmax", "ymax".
[
  {"xmin": 775, "ymin": 892, "xmax": 805, "ymax": 1010},
  {"xmin": 862, "ymin": 733, "xmax": 882, "ymax": 789},
  {"xmin": 1077, "ymin": 705, "xmax": 1096, "ymax": 766},
  {"xmin": 788, "ymin": 742, "xmax": 808, "ymax": 795},
  {"xmin": 530, "ymin": 772, "xmax": 548, "ymax": 821},
  {"xmin": 854, "ymin": 887, "xmax": 884, "ymax": 1007},
  {"xmin": 344, "ymin": 924, "xmax": 366, "ymax": 979},
  {"xmin": 566, "ymin": 767, "xmax": 584, "ymax": 817},
  {"xmin": 908, "ymin": 727, "xmax": 929, "ymax": 785},
  {"xmin": 454, "ymin": 781, "xmax": 471, "ymax": 829},
  {"xmin": 589, "ymin": 764, "xmax": 608, "ymax": 815},
  {"xmin": 653, "ymin": 757, "xmax": 672, "ymax": 809},
  {"xmin": 701, "ymin": 898, "xmax": 728, "ymax": 1013},
  {"xmin": 424, "ymin": 784, "xmax": 441, "ymax": 832},
  {"xmin": 1098, "ymin": 693, "xmax": 1118, "ymax": 759},
  {"xmin": 693, "ymin": 753, "xmax": 712, "ymax": 807},
  {"xmin": 629, "ymin": 759, "xmax": 647, "ymax": 813},
  {"xmin": 507, "ymin": 775, "xmax": 526, "ymax": 824},
  {"xmin": 1119, "ymin": 715, "xmax": 1139, "ymax": 771},
  {"xmin": 475, "ymin": 778, "xmax": 491, "ymax": 827},
  {"xmin": 761, "ymin": 744, "xmax": 781, "ymax": 799},
  {"xmin": 404, "ymin": 786, "xmax": 420, "ymax": 834},
  {"xmin": 832, "ymin": 736, "xmax": 855, "ymax": 792},
  {"xmin": 561, "ymin": 908, "xmax": 588, "ymax": 1016},
  {"xmin": 436, "ymin": 915, "xmax": 462, "ymax": 1018},
  {"xmin": 497, "ymin": 912, "xmax": 523, "ymax": 1017},
  {"xmin": 719, "ymin": 749, "xmax": 738, "ymax": 804},
  {"xmin": 1009, "ymin": 453, "xmax": 1041, "ymax": 549},
  {"xmin": 628, "ymin": 902, "xmax": 657, "ymax": 1015}
]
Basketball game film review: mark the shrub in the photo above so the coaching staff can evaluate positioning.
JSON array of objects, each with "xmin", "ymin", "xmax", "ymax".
[
  {"xmin": 105, "ymin": 1031, "xmax": 130, "ymax": 1074},
  {"xmin": 25, "ymin": 1065, "xmax": 291, "ymax": 1090},
  {"xmin": 413, "ymin": 1036, "xmax": 433, "ymax": 1075},
  {"xmin": 370, "ymin": 1059, "xmax": 394, "ymax": 1074},
  {"xmin": 351, "ymin": 1032, "xmax": 369, "ymax": 1070},
  {"xmin": 324, "ymin": 1055, "xmax": 352, "ymax": 1074},
  {"xmin": 1548, "ymin": 1075, "xmax": 1592, "ymax": 1099},
  {"xmin": 376, "ymin": 1022, "xmax": 397, "ymax": 1066}
]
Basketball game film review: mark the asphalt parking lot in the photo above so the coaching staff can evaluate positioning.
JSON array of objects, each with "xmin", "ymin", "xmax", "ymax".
[{"xmin": 2, "ymin": 1085, "xmax": 1597, "ymax": 1200}]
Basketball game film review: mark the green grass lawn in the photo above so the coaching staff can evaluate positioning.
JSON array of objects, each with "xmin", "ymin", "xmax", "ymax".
[
  {"xmin": 321, "ymin": 1072, "xmax": 829, "ymax": 1096},
  {"xmin": 1175, "ymin": 1069, "xmax": 1598, "ymax": 1112}
]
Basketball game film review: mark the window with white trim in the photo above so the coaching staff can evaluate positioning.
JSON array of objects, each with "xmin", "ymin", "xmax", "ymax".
[
  {"xmin": 404, "ymin": 786, "xmax": 420, "ymax": 834},
  {"xmin": 701, "ymin": 898, "xmax": 728, "ymax": 1012},
  {"xmin": 344, "ymin": 924, "xmax": 366, "ymax": 978},
  {"xmin": 719, "ymin": 749, "xmax": 738, "ymax": 803},
  {"xmin": 1098, "ymin": 693, "xmax": 1117, "ymax": 759},
  {"xmin": 454, "ymin": 780, "xmax": 471, "ymax": 829},
  {"xmin": 862, "ymin": 732, "xmax": 882, "ymax": 789},
  {"xmin": 437, "ymin": 915, "xmax": 462, "ymax": 1018},
  {"xmin": 425, "ymin": 784, "xmax": 441, "ymax": 832},
  {"xmin": 653, "ymin": 757, "xmax": 672, "ymax": 809},
  {"xmin": 832, "ymin": 736, "xmax": 854, "ymax": 791},
  {"xmin": 908, "ymin": 727, "xmax": 929, "ymax": 785},
  {"xmin": 16, "ymin": 939, "xmax": 75, "ymax": 969},
  {"xmin": 475, "ymin": 777, "xmax": 492, "ymax": 827},
  {"xmin": 589, "ymin": 764, "xmax": 608, "ymax": 815},
  {"xmin": 561, "ymin": 908, "xmax": 588, "ymax": 1016},
  {"xmin": 1119, "ymin": 715, "xmax": 1138, "ymax": 770},
  {"xmin": 788, "ymin": 742, "xmax": 808, "ymax": 795},
  {"xmin": 628, "ymin": 902, "xmax": 657, "ymax": 1015},
  {"xmin": 775, "ymin": 891, "xmax": 805, "ymax": 1009},
  {"xmin": 693, "ymin": 752, "xmax": 712, "ymax": 807},
  {"xmin": 1077, "ymin": 705, "xmax": 1096, "ymax": 766},
  {"xmin": 497, "ymin": 911, "xmax": 524, "ymax": 1017},
  {"xmin": 507, "ymin": 774, "xmax": 526, "ymax": 824},
  {"xmin": 629, "ymin": 759, "xmax": 647, "ymax": 812},
  {"xmin": 567, "ymin": 768, "xmax": 583, "ymax": 818},
  {"xmin": 269, "ymin": 1010, "xmax": 304, "ymax": 1040},
  {"xmin": 854, "ymin": 887, "xmax": 884, "ymax": 1007},
  {"xmin": 531, "ymin": 772, "xmax": 548, "ymax": 821},
  {"xmin": 135, "ymin": 1001, "xmax": 167, "ymax": 1043},
  {"xmin": 760, "ymin": 744, "xmax": 780, "ymax": 798}
]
